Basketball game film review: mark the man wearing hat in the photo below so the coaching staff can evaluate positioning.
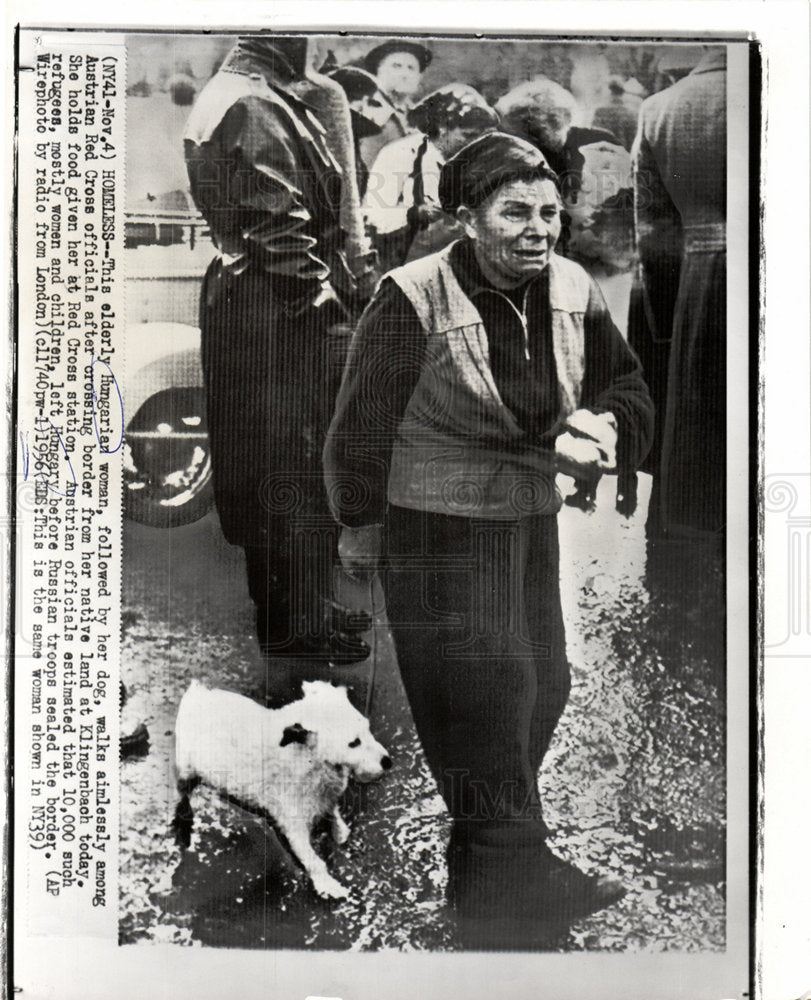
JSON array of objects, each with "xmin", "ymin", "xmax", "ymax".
[{"xmin": 359, "ymin": 39, "xmax": 433, "ymax": 166}]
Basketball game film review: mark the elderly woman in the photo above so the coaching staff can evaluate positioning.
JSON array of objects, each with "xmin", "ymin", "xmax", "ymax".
[
  {"xmin": 363, "ymin": 84, "xmax": 499, "ymax": 270},
  {"xmin": 325, "ymin": 133, "xmax": 652, "ymax": 940}
]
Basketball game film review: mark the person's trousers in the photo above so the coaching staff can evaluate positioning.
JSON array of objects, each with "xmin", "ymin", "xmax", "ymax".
[
  {"xmin": 200, "ymin": 259, "xmax": 343, "ymax": 654},
  {"xmin": 243, "ymin": 519, "xmax": 339, "ymax": 653},
  {"xmin": 382, "ymin": 505, "xmax": 571, "ymax": 915}
]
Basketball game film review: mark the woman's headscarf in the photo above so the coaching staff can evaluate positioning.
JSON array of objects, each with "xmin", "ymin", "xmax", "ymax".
[{"xmin": 437, "ymin": 131, "xmax": 557, "ymax": 214}]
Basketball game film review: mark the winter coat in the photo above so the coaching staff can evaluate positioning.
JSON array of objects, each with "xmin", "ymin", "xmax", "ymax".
[
  {"xmin": 184, "ymin": 40, "xmax": 347, "ymax": 545},
  {"xmin": 325, "ymin": 239, "xmax": 653, "ymax": 525},
  {"xmin": 632, "ymin": 48, "xmax": 727, "ymax": 535}
]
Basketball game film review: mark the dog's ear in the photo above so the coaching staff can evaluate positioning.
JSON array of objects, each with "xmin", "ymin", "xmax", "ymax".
[{"xmin": 280, "ymin": 722, "xmax": 311, "ymax": 748}]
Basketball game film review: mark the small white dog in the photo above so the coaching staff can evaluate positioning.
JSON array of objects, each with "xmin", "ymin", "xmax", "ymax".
[{"xmin": 173, "ymin": 679, "xmax": 391, "ymax": 900}]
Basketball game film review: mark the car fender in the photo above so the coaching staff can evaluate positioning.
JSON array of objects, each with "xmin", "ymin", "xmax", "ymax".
[{"xmin": 124, "ymin": 322, "xmax": 203, "ymax": 425}]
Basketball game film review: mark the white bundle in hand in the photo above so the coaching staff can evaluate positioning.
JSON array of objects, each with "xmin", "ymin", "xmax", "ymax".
[{"xmin": 555, "ymin": 410, "xmax": 618, "ymax": 478}]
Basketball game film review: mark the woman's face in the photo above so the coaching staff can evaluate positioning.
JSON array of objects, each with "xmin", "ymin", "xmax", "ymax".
[{"xmin": 459, "ymin": 178, "xmax": 562, "ymax": 287}]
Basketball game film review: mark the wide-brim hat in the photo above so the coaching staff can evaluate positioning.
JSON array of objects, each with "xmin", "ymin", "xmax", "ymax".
[{"xmin": 362, "ymin": 39, "xmax": 433, "ymax": 75}]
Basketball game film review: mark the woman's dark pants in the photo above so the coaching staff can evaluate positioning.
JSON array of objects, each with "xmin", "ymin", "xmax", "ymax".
[{"xmin": 383, "ymin": 505, "xmax": 571, "ymax": 920}]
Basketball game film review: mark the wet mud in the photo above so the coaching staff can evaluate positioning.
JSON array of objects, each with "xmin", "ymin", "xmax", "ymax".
[{"xmin": 120, "ymin": 474, "xmax": 726, "ymax": 952}]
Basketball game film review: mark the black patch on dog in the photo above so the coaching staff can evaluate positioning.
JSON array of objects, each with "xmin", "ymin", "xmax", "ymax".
[
  {"xmin": 121, "ymin": 722, "xmax": 151, "ymax": 759},
  {"xmin": 280, "ymin": 722, "xmax": 310, "ymax": 747}
]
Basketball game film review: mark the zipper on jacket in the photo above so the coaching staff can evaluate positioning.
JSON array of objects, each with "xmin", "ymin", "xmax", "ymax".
[{"xmin": 489, "ymin": 286, "xmax": 532, "ymax": 361}]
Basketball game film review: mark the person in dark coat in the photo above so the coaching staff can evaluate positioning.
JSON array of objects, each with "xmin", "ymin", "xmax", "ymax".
[
  {"xmin": 325, "ymin": 134, "xmax": 653, "ymax": 944},
  {"xmin": 632, "ymin": 46, "xmax": 727, "ymax": 538},
  {"xmin": 184, "ymin": 35, "xmax": 369, "ymax": 664}
]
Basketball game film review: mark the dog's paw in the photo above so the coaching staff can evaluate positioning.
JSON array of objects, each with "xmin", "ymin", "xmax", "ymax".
[{"xmin": 313, "ymin": 875, "xmax": 349, "ymax": 901}]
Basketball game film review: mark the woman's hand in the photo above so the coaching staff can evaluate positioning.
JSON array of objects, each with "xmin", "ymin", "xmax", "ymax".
[
  {"xmin": 338, "ymin": 524, "xmax": 382, "ymax": 581},
  {"xmin": 555, "ymin": 409, "xmax": 618, "ymax": 479}
]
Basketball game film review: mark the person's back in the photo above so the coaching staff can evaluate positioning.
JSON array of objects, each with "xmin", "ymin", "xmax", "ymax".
[
  {"xmin": 633, "ymin": 46, "xmax": 727, "ymax": 538},
  {"xmin": 636, "ymin": 48, "xmax": 726, "ymax": 229}
]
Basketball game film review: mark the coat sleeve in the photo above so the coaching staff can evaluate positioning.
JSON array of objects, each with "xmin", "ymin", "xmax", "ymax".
[
  {"xmin": 632, "ymin": 105, "xmax": 683, "ymax": 341},
  {"xmin": 581, "ymin": 278, "xmax": 654, "ymax": 473},
  {"xmin": 323, "ymin": 278, "xmax": 427, "ymax": 527},
  {"xmin": 203, "ymin": 96, "xmax": 335, "ymax": 309}
]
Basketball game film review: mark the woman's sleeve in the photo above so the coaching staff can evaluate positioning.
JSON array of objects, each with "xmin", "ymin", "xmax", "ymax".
[
  {"xmin": 581, "ymin": 278, "xmax": 654, "ymax": 473},
  {"xmin": 323, "ymin": 278, "xmax": 427, "ymax": 527}
]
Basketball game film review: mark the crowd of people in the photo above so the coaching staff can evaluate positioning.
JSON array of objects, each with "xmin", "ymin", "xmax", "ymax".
[{"xmin": 182, "ymin": 34, "xmax": 727, "ymax": 947}]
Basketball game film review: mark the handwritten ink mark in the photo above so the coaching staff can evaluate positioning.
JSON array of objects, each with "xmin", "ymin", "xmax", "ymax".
[
  {"xmin": 90, "ymin": 355, "xmax": 124, "ymax": 454},
  {"xmin": 19, "ymin": 418, "xmax": 78, "ymax": 498}
]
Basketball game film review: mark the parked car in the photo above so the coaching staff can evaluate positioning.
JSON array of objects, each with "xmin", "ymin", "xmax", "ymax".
[{"xmin": 124, "ymin": 201, "xmax": 215, "ymax": 527}]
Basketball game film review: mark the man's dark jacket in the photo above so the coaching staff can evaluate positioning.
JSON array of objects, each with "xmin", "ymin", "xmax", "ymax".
[{"xmin": 184, "ymin": 38, "xmax": 346, "ymax": 546}]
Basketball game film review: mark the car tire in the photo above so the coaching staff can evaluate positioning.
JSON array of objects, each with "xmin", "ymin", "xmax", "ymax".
[{"xmin": 124, "ymin": 386, "xmax": 214, "ymax": 528}]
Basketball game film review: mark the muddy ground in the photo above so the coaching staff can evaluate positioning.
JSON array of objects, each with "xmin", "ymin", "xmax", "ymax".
[{"xmin": 119, "ymin": 473, "xmax": 726, "ymax": 952}]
